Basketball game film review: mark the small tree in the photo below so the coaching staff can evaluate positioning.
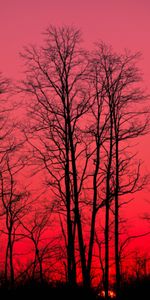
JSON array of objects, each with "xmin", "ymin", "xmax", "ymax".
[
  {"xmin": 18, "ymin": 210, "xmax": 51, "ymax": 283},
  {"xmin": 0, "ymin": 150, "xmax": 30, "ymax": 285}
]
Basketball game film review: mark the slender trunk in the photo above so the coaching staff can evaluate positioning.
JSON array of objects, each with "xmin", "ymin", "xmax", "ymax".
[
  {"xmin": 105, "ymin": 106, "xmax": 113, "ymax": 300},
  {"xmin": 72, "ymin": 158, "xmax": 88, "ymax": 286},
  {"xmin": 36, "ymin": 248, "xmax": 43, "ymax": 283},
  {"xmin": 32, "ymin": 252, "xmax": 37, "ymax": 280},
  {"xmin": 5, "ymin": 211, "xmax": 9, "ymax": 283},
  {"xmin": 64, "ymin": 106, "xmax": 76, "ymax": 286},
  {"xmin": 8, "ymin": 228, "xmax": 14, "ymax": 285},
  {"xmin": 87, "ymin": 140, "xmax": 100, "ymax": 280},
  {"xmin": 88, "ymin": 82, "xmax": 103, "ymax": 282},
  {"xmin": 66, "ymin": 209, "xmax": 76, "ymax": 284},
  {"xmin": 66, "ymin": 160, "xmax": 76, "ymax": 285},
  {"xmin": 87, "ymin": 203, "xmax": 96, "ymax": 280},
  {"xmin": 105, "ymin": 197, "xmax": 109, "ymax": 300},
  {"xmin": 64, "ymin": 82, "xmax": 89, "ymax": 286},
  {"xmin": 114, "ymin": 133, "xmax": 120, "ymax": 299},
  {"xmin": 5, "ymin": 242, "xmax": 9, "ymax": 283},
  {"xmin": 68, "ymin": 121, "xmax": 89, "ymax": 286},
  {"xmin": 105, "ymin": 170, "xmax": 112, "ymax": 300},
  {"xmin": 39, "ymin": 258, "xmax": 43, "ymax": 283}
]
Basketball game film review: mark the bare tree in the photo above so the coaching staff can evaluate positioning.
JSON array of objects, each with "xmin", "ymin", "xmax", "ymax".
[
  {"xmin": 0, "ymin": 150, "xmax": 30, "ymax": 285},
  {"xmin": 92, "ymin": 43, "xmax": 149, "ymax": 299},
  {"xmin": 18, "ymin": 26, "xmax": 149, "ymax": 294},
  {"xmin": 0, "ymin": 73, "xmax": 17, "ymax": 284},
  {"xmin": 86, "ymin": 50, "xmax": 115, "ymax": 295},
  {"xmin": 17, "ymin": 210, "xmax": 51, "ymax": 283},
  {"xmin": 20, "ymin": 25, "xmax": 92, "ymax": 286}
]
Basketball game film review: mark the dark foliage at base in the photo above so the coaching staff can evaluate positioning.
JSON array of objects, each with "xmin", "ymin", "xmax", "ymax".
[
  {"xmin": 0, "ymin": 280, "xmax": 99, "ymax": 300},
  {"xmin": 120, "ymin": 275, "xmax": 150, "ymax": 300},
  {"xmin": 1, "ymin": 276, "xmax": 150, "ymax": 300}
]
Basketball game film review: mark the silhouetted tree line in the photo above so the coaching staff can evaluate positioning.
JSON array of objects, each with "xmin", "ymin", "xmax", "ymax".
[{"xmin": 0, "ymin": 26, "xmax": 149, "ymax": 299}]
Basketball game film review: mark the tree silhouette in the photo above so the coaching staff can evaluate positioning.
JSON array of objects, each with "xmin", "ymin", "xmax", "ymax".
[
  {"xmin": 92, "ymin": 43, "xmax": 149, "ymax": 299},
  {"xmin": 13, "ymin": 25, "xmax": 150, "ymax": 297},
  {"xmin": 20, "ymin": 25, "xmax": 92, "ymax": 286}
]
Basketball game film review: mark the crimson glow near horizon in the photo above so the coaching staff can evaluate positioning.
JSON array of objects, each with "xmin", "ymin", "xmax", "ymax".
[{"xmin": 0, "ymin": 0, "xmax": 150, "ymax": 251}]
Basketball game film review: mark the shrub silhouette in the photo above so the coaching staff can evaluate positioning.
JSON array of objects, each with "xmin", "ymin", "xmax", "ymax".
[
  {"xmin": 0, "ymin": 279, "xmax": 98, "ymax": 300},
  {"xmin": 120, "ymin": 275, "xmax": 150, "ymax": 300}
]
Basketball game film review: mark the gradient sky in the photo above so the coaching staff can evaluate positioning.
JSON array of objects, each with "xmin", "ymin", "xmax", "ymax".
[
  {"xmin": 1, "ymin": 0, "xmax": 150, "ymax": 81},
  {"xmin": 1, "ymin": 0, "xmax": 150, "ymax": 251}
]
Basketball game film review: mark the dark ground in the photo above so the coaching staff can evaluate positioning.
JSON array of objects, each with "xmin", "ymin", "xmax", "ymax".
[{"xmin": 1, "ymin": 276, "xmax": 150, "ymax": 300}]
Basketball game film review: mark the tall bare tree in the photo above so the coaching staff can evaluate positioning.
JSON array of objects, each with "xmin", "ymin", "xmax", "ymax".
[
  {"xmin": 19, "ymin": 27, "xmax": 149, "ymax": 294},
  {"xmin": 20, "ymin": 25, "xmax": 92, "ymax": 286},
  {"xmin": 92, "ymin": 43, "xmax": 149, "ymax": 299}
]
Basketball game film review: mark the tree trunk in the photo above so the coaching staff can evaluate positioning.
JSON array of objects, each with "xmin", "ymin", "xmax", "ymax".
[
  {"xmin": 5, "ymin": 242, "xmax": 9, "ymax": 283},
  {"xmin": 114, "ymin": 133, "xmax": 120, "ymax": 299},
  {"xmin": 68, "ymin": 120, "xmax": 89, "ymax": 286},
  {"xmin": 104, "ymin": 105, "xmax": 113, "ymax": 300},
  {"xmin": 36, "ymin": 248, "xmax": 44, "ymax": 283},
  {"xmin": 87, "ymin": 142, "xmax": 100, "ymax": 282},
  {"xmin": 65, "ymin": 114, "xmax": 76, "ymax": 286},
  {"xmin": 9, "ymin": 229, "xmax": 14, "ymax": 285},
  {"xmin": 105, "ymin": 199, "xmax": 109, "ymax": 300}
]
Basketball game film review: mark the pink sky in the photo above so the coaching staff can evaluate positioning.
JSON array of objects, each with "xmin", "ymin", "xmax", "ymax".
[
  {"xmin": 1, "ymin": 0, "xmax": 150, "ymax": 81},
  {"xmin": 1, "ymin": 0, "xmax": 150, "ymax": 251}
]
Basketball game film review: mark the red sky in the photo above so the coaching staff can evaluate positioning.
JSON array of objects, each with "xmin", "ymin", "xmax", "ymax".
[{"xmin": 1, "ymin": 0, "xmax": 150, "ymax": 252}]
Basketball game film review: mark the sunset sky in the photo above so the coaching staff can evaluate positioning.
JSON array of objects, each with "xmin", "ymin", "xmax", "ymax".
[{"xmin": 1, "ymin": 0, "xmax": 150, "ymax": 252}]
